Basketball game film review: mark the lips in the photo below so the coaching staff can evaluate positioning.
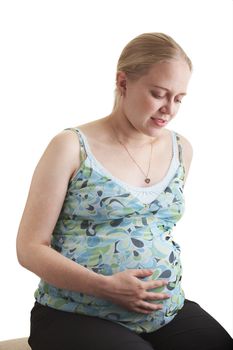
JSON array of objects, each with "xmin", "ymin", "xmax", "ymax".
[{"xmin": 151, "ymin": 117, "xmax": 168, "ymax": 127}]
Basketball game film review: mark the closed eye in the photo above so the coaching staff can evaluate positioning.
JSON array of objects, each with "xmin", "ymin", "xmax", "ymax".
[{"xmin": 151, "ymin": 92, "xmax": 165, "ymax": 99}]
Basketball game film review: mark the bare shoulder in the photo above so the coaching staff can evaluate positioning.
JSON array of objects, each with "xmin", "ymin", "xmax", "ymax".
[
  {"xmin": 176, "ymin": 132, "xmax": 193, "ymax": 183},
  {"xmin": 32, "ymin": 128, "xmax": 81, "ymax": 187},
  {"xmin": 49, "ymin": 128, "xmax": 80, "ymax": 153},
  {"xmin": 47, "ymin": 128, "xmax": 80, "ymax": 167}
]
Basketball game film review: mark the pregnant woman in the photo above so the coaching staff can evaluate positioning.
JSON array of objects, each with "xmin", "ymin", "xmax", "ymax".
[{"xmin": 16, "ymin": 32, "xmax": 232, "ymax": 349}]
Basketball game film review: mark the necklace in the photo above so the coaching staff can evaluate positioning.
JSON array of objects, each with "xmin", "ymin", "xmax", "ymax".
[{"xmin": 110, "ymin": 123, "xmax": 154, "ymax": 184}]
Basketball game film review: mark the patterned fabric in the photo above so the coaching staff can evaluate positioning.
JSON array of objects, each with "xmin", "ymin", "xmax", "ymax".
[{"xmin": 35, "ymin": 127, "xmax": 186, "ymax": 334}]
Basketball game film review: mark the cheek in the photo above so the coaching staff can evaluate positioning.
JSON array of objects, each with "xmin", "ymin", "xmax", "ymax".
[
  {"xmin": 144, "ymin": 98, "xmax": 161, "ymax": 112},
  {"xmin": 125, "ymin": 91, "xmax": 161, "ymax": 115},
  {"xmin": 135, "ymin": 98, "xmax": 157, "ymax": 115}
]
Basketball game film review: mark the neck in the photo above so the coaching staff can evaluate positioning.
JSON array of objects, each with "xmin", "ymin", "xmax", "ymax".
[{"xmin": 105, "ymin": 112, "xmax": 161, "ymax": 148}]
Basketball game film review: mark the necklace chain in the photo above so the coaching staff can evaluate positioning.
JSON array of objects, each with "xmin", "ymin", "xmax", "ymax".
[{"xmin": 110, "ymin": 122, "xmax": 154, "ymax": 184}]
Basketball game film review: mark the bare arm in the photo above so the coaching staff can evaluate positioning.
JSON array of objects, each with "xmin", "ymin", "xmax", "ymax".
[
  {"xmin": 16, "ymin": 129, "xmax": 169, "ymax": 313},
  {"xmin": 16, "ymin": 130, "xmax": 106, "ymax": 295}
]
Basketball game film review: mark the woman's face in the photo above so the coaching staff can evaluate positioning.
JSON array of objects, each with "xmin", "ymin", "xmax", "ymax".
[{"xmin": 118, "ymin": 59, "xmax": 191, "ymax": 136}]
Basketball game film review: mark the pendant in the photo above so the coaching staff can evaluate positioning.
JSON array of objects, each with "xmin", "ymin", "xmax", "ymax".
[{"xmin": 145, "ymin": 178, "xmax": 150, "ymax": 184}]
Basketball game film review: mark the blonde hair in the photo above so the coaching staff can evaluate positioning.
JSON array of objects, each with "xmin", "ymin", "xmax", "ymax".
[{"xmin": 113, "ymin": 32, "xmax": 192, "ymax": 110}]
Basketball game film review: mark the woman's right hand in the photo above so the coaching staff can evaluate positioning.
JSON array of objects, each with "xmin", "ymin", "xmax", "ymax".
[{"xmin": 101, "ymin": 269, "xmax": 170, "ymax": 314}]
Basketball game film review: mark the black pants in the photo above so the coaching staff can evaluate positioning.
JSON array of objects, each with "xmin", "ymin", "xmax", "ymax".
[{"xmin": 29, "ymin": 299, "xmax": 232, "ymax": 350}]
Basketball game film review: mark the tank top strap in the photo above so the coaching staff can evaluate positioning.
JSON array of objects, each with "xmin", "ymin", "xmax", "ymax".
[
  {"xmin": 64, "ymin": 127, "xmax": 87, "ymax": 163},
  {"xmin": 173, "ymin": 132, "xmax": 184, "ymax": 165}
]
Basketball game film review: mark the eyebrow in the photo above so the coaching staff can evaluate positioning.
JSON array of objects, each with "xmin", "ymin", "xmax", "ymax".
[{"xmin": 152, "ymin": 85, "xmax": 187, "ymax": 96}]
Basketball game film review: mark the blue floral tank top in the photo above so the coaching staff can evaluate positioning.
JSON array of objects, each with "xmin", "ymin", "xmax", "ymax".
[{"xmin": 34, "ymin": 127, "xmax": 186, "ymax": 334}]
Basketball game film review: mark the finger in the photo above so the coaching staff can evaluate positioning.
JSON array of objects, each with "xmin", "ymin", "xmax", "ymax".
[
  {"xmin": 129, "ymin": 269, "xmax": 153, "ymax": 278},
  {"xmin": 134, "ymin": 301, "xmax": 163, "ymax": 314},
  {"xmin": 144, "ymin": 279, "xmax": 168, "ymax": 290},
  {"xmin": 144, "ymin": 292, "xmax": 170, "ymax": 301}
]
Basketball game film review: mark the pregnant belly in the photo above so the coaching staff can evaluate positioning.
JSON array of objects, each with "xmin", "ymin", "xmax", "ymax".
[
  {"xmin": 80, "ymin": 234, "xmax": 182, "ymax": 285},
  {"xmin": 37, "ymin": 236, "xmax": 184, "ymax": 333},
  {"xmin": 54, "ymin": 231, "xmax": 183, "ymax": 291},
  {"xmin": 61, "ymin": 235, "xmax": 183, "ymax": 313}
]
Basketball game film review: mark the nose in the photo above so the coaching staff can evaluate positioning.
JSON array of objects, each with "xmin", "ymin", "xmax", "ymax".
[{"xmin": 159, "ymin": 100, "xmax": 176, "ymax": 116}]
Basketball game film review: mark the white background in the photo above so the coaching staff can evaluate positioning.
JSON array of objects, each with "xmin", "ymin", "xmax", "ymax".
[{"xmin": 0, "ymin": 0, "xmax": 232, "ymax": 341}]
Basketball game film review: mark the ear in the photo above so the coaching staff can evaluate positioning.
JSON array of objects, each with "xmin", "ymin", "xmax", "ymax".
[{"xmin": 116, "ymin": 71, "xmax": 127, "ymax": 95}]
